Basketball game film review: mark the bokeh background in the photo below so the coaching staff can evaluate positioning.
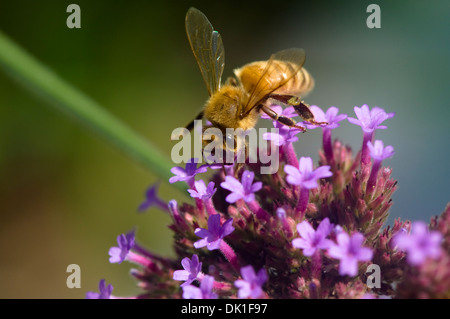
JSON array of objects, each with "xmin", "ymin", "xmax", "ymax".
[{"xmin": 0, "ymin": 0, "xmax": 448, "ymax": 298}]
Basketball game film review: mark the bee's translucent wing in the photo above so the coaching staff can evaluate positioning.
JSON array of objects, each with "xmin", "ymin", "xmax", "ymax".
[
  {"xmin": 185, "ymin": 7, "xmax": 225, "ymax": 96},
  {"xmin": 241, "ymin": 48, "xmax": 306, "ymax": 117}
]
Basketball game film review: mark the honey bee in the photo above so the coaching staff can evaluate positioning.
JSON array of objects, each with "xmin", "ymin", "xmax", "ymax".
[{"xmin": 184, "ymin": 7, "xmax": 326, "ymax": 161}]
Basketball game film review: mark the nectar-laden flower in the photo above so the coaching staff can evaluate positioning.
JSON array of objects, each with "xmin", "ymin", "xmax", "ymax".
[
  {"xmin": 173, "ymin": 254, "xmax": 203, "ymax": 287},
  {"xmin": 327, "ymin": 232, "xmax": 373, "ymax": 276},
  {"xmin": 187, "ymin": 180, "xmax": 217, "ymax": 200},
  {"xmin": 304, "ymin": 106, "xmax": 347, "ymax": 163},
  {"xmin": 234, "ymin": 265, "xmax": 268, "ymax": 299},
  {"xmin": 137, "ymin": 182, "xmax": 168, "ymax": 213},
  {"xmin": 304, "ymin": 106, "xmax": 348, "ymax": 130},
  {"xmin": 182, "ymin": 275, "xmax": 218, "ymax": 299},
  {"xmin": 169, "ymin": 158, "xmax": 208, "ymax": 187},
  {"xmin": 292, "ymin": 218, "xmax": 333, "ymax": 256},
  {"xmin": 263, "ymin": 127, "xmax": 302, "ymax": 147},
  {"xmin": 194, "ymin": 214, "xmax": 235, "ymax": 250},
  {"xmin": 392, "ymin": 221, "xmax": 442, "ymax": 266},
  {"xmin": 108, "ymin": 230, "xmax": 135, "ymax": 264},
  {"xmin": 220, "ymin": 170, "xmax": 262, "ymax": 203},
  {"xmin": 86, "ymin": 279, "xmax": 113, "ymax": 299},
  {"xmin": 347, "ymin": 104, "xmax": 395, "ymax": 133}
]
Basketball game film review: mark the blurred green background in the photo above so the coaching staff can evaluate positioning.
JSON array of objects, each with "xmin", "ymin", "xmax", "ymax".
[{"xmin": 0, "ymin": 0, "xmax": 448, "ymax": 298}]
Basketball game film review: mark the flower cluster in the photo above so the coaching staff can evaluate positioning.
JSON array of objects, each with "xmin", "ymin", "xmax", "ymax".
[{"xmin": 87, "ymin": 104, "xmax": 449, "ymax": 299}]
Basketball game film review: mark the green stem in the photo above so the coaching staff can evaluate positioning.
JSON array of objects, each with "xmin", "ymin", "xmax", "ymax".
[{"xmin": 0, "ymin": 30, "xmax": 186, "ymax": 194}]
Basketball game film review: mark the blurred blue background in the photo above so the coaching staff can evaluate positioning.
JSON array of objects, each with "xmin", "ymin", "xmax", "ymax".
[{"xmin": 0, "ymin": 0, "xmax": 448, "ymax": 298}]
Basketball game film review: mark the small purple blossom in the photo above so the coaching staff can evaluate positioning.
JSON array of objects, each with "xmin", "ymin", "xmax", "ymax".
[
  {"xmin": 173, "ymin": 254, "xmax": 203, "ymax": 287},
  {"xmin": 285, "ymin": 157, "xmax": 332, "ymax": 189},
  {"xmin": 86, "ymin": 279, "xmax": 113, "ymax": 299},
  {"xmin": 234, "ymin": 265, "xmax": 268, "ymax": 299},
  {"xmin": 220, "ymin": 170, "xmax": 262, "ymax": 203},
  {"xmin": 392, "ymin": 221, "xmax": 442, "ymax": 266},
  {"xmin": 194, "ymin": 214, "xmax": 235, "ymax": 250},
  {"xmin": 187, "ymin": 180, "xmax": 217, "ymax": 200},
  {"xmin": 263, "ymin": 127, "xmax": 302, "ymax": 146},
  {"xmin": 137, "ymin": 182, "xmax": 167, "ymax": 212},
  {"xmin": 304, "ymin": 106, "xmax": 347, "ymax": 130},
  {"xmin": 292, "ymin": 218, "xmax": 333, "ymax": 256},
  {"xmin": 108, "ymin": 230, "xmax": 135, "ymax": 264},
  {"xmin": 327, "ymin": 232, "xmax": 373, "ymax": 276},
  {"xmin": 285, "ymin": 157, "xmax": 332, "ymax": 214},
  {"xmin": 367, "ymin": 140, "xmax": 395, "ymax": 161},
  {"xmin": 169, "ymin": 158, "xmax": 208, "ymax": 187},
  {"xmin": 347, "ymin": 104, "xmax": 395, "ymax": 133},
  {"xmin": 182, "ymin": 275, "xmax": 218, "ymax": 299},
  {"xmin": 366, "ymin": 140, "xmax": 395, "ymax": 192}
]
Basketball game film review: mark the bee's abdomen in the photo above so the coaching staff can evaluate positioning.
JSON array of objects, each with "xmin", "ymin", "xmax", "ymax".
[{"xmin": 235, "ymin": 60, "xmax": 314, "ymax": 98}]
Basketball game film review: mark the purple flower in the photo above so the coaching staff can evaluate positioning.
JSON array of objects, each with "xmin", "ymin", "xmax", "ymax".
[
  {"xmin": 392, "ymin": 221, "xmax": 442, "ymax": 266},
  {"xmin": 284, "ymin": 157, "xmax": 332, "ymax": 189},
  {"xmin": 86, "ymin": 279, "xmax": 113, "ymax": 299},
  {"xmin": 347, "ymin": 104, "xmax": 395, "ymax": 133},
  {"xmin": 263, "ymin": 127, "xmax": 302, "ymax": 146},
  {"xmin": 187, "ymin": 180, "xmax": 217, "ymax": 200},
  {"xmin": 220, "ymin": 170, "xmax": 262, "ymax": 203},
  {"xmin": 292, "ymin": 218, "xmax": 333, "ymax": 256},
  {"xmin": 137, "ymin": 182, "xmax": 167, "ymax": 212},
  {"xmin": 194, "ymin": 214, "xmax": 235, "ymax": 250},
  {"xmin": 234, "ymin": 265, "xmax": 268, "ymax": 299},
  {"xmin": 347, "ymin": 105, "xmax": 394, "ymax": 166},
  {"xmin": 327, "ymin": 232, "xmax": 373, "ymax": 276},
  {"xmin": 108, "ymin": 230, "xmax": 135, "ymax": 264},
  {"xmin": 173, "ymin": 254, "xmax": 203, "ymax": 287},
  {"xmin": 367, "ymin": 140, "xmax": 395, "ymax": 161},
  {"xmin": 169, "ymin": 158, "xmax": 208, "ymax": 187},
  {"xmin": 304, "ymin": 106, "xmax": 347, "ymax": 130},
  {"xmin": 285, "ymin": 157, "xmax": 332, "ymax": 213},
  {"xmin": 366, "ymin": 140, "xmax": 395, "ymax": 193},
  {"xmin": 182, "ymin": 275, "xmax": 218, "ymax": 299}
]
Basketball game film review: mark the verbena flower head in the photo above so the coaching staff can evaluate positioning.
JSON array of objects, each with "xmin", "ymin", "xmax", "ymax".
[
  {"xmin": 304, "ymin": 106, "xmax": 347, "ymax": 130},
  {"xmin": 86, "ymin": 279, "xmax": 113, "ymax": 299},
  {"xmin": 194, "ymin": 214, "xmax": 234, "ymax": 250},
  {"xmin": 182, "ymin": 275, "xmax": 218, "ymax": 299},
  {"xmin": 169, "ymin": 158, "xmax": 208, "ymax": 187},
  {"xmin": 234, "ymin": 265, "xmax": 268, "ymax": 299},
  {"xmin": 292, "ymin": 218, "xmax": 333, "ymax": 256},
  {"xmin": 392, "ymin": 221, "xmax": 442, "ymax": 266},
  {"xmin": 367, "ymin": 140, "xmax": 395, "ymax": 161},
  {"xmin": 187, "ymin": 180, "xmax": 217, "ymax": 200},
  {"xmin": 347, "ymin": 104, "xmax": 395, "ymax": 133},
  {"xmin": 108, "ymin": 230, "xmax": 135, "ymax": 264},
  {"xmin": 284, "ymin": 157, "xmax": 332, "ymax": 189},
  {"xmin": 89, "ymin": 100, "xmax": 450, "ymax": 299},
  {"xmin": 220, "ymin": 170, "xmax": 262, "ymax": 203},
  {"xmin": 327, "ymin": 232, "xmax": 373, "ymax": 276},
  {"xmin": 173, "ymin": 254, "xmax": 203, "ymax": 287}
]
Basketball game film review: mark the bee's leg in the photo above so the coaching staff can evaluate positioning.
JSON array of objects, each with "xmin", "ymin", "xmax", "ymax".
[
  {"xmin": 185, "ymin": 111, "xmax": 204, "ymax": 131},
  {"xmin": 260, "ymin": 104, "xmax": 306, "ymax": 132},
  {"xmin": 268, "ymin": 94, "xmax": 328, "ymax": 126}
]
